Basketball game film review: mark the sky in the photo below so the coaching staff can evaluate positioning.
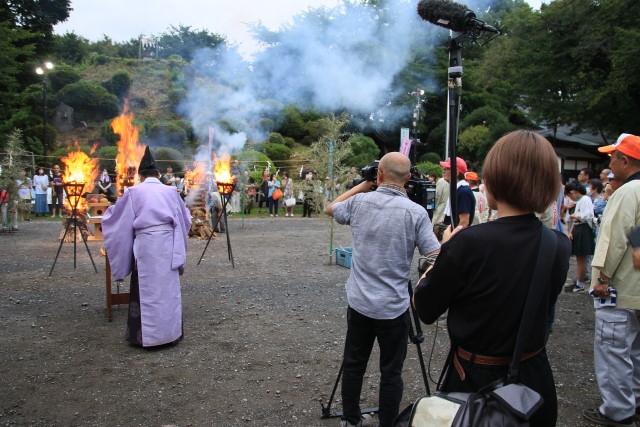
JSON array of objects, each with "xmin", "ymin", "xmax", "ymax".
[{"xmin": 54, "ymin": 0, "xmax": 544, "ymax": 59}]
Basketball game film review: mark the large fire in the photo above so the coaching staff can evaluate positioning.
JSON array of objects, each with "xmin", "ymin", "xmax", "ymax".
[
  {"xmin": 61, "ymin": 142, "xmax": 100, "ymax": 211},
  {"xmin": 110, "ymin": 102, "xmax": 145, "ymax": 194},
  {"xmin": 214, "ymin": 153, "xmax": 234, "ymax": 184},
  {"xmin": 213, "ymin": 153, "xmax": 235, "ymax": 196},
  {"xmin": 185, "ymin": 161, "xmax": 206, "ymax": 191}
]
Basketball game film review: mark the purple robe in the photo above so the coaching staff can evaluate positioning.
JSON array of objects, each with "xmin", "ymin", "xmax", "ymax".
[{"xmin": 102, "ymin": 177, "xmax": 191, "ymax": 347}]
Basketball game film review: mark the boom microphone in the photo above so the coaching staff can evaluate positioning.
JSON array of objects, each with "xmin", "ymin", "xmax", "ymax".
[{"xmin": 417, "ymin": 0, "xmax": 499, "ymax": 34}]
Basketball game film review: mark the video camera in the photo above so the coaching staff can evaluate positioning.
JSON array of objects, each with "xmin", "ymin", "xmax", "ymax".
[{"xmin": 353, "ymin": 160, "xmax": 437, "ymax": 219}]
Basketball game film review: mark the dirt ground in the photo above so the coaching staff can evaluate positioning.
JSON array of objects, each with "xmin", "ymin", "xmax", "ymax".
[{"xmin": 1, "ymin": 216, "xmax": 603, "ymax": 426}]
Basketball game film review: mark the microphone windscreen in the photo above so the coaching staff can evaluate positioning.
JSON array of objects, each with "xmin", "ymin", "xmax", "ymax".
[{"xmin": 417, "ymin": 0, "xmax": 473, "ymax": 33}]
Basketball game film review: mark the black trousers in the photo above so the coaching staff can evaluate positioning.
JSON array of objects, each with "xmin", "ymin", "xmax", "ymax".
[
  {"xmin": 303, "ymin": 197, "xmax": 313, "ymax": 216},
  {"xmin": 341, "ymin": 306, "xmax": 410, "ymax": 427}
]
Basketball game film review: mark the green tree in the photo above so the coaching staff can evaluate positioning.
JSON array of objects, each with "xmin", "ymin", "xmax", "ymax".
[
  {"xmin": 0, "ymin": 21, "xmax": 36, "ymax": 137},
  {"xmin": 307, "ymin": 114, "xmax": 353, "ymax": 262},
  {"xmin": 277, "ymin": 105, "xmax": 306, "ymax": 141},
  {"xmin": 0, "ymin": 129, "xmax": 31, "ymax": 206},
  {"xmin": 477, "ymin": 0, "xmax": 640, "ymax": 139},
  {"xmin": 57, "ymin": 82, "xmax": 120, "ymax": 121},
  {"xmin": 52, "ymin": 32, "xmax": 89, "ymax": 64},
  {"xmin": 158, "ymin": 25, "xmax": 226, "ymax": 61},
  {"xmin": 457, "ymin": 125, "xmax": 492, "ymax": 164},
  {"xmin": 343, "ymin": 134, "xmax": 380, "ymax": 169}
]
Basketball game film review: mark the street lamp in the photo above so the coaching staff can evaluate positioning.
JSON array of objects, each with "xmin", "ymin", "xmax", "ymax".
[{"xmin": 35, "ymin": 61, "xmax": 54, "ymax": 167}]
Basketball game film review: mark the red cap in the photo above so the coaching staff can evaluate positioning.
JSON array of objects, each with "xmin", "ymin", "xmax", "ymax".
[
  {"xmin": 439, "ymin": 157, "xmax": 468, "ymax": 175},
  {"xmin": 598, "ymin": 133, "xmax": 640, "ymax": 160}
]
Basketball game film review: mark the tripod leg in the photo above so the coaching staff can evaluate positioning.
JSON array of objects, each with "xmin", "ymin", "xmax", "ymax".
[
  {"xmin": 78, "ymin": 217, "xmax": 98, "ymax": 273},
  {"xmin": 321, "ymin": 360, "xmax": 344, "ymax": 419},
  {"xmin": 73, "ymin": 217, "xmax": 78, "ymax": 268},
  {"xmin": 197, "ymin": 213, "xmax": 223, "ymax": 265},
  {"xmin": 407, "ymin": 281, "xmax": 431, "ymax": 396},
  {"xmin": 49, "ymin": 221, "xmax": 72, "ymax": 277},
  {"xmin": 223, "ymin": 211, "xmax": 234, "ymax": 268}
]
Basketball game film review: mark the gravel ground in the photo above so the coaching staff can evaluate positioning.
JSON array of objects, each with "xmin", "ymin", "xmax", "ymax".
[{"xmin": 0, "ymin": 216, "xmax": 602, "ymax": 426}]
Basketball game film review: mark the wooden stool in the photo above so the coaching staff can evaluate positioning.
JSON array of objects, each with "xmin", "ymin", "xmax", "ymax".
[{"xmin": 105, "ymin": 255, "xmax": 129, "ymax": 322}]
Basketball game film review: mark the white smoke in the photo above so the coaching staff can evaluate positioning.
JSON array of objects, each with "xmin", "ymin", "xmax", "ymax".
[{"xmin": 179, "ymin": 0, "xmax": 441, "ymax": 154}]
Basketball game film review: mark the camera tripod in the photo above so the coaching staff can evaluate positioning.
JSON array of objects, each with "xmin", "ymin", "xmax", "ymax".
[{"xmin": 320, "ymin": 280, "xmax": 431, "ymax": 419}]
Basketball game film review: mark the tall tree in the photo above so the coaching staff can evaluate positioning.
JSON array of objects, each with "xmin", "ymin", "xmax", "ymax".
[
  {"xmin": 476, "ymin": 0, "xmax": 640, "ymax": 140},
  {"xmin": 158, "ymin": 25, "xmax": 226, "ymax": 61}
]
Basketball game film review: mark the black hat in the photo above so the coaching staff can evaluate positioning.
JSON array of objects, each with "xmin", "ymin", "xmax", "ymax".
[{"xmin": 138, "ymin": 146, "xmax": 157, "ymax": 171}]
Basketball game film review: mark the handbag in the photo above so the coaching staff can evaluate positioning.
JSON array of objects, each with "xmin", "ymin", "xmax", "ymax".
[
  {"xmin": 272, "ymin": 188, "xmax": 283, "ymax": 200},
  {"xmin": 395, "ymin": 227, "xmax": 557, "ymax": 427},
  {"xmin": 284, "ymin": 197, "xmax": 296, "ymax": 207}
]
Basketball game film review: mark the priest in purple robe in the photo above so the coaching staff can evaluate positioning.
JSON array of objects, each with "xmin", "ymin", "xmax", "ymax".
[{"xmin": 102, "ymin": 147, "xmax": 192, "ymax": 347}]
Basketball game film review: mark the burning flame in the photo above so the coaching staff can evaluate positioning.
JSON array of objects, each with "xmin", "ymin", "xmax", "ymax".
[
  {"xmin": 214, "ymin": 153, "xmax": 234, "ymax": 184},
  {"xmin": 185, "ymin": 161, "xmax": 206, "ymax": 190},
  {"xmin": 61, "ymin": 142, "xmax": 100, "ymax": 211},
  {"xmin": 111, "ymin": 101, "xmax": 146, "ymax": 194}
]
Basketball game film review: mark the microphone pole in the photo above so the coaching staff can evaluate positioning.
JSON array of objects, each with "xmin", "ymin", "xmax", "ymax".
[{"xmin": 448, "ymin": 37, "xmax": 463, "ymax": 228}]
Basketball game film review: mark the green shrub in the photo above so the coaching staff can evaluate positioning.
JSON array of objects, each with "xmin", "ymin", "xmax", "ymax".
[
  {"xmin": 415, "ymin": 161, "xmax": 442, "ymax": 178},
  {"xmin": 263, "ymin": 143, "xmax": 292, "ymax": 163},
  {"xmin": 97, "ymin": 145, "xmax": 119, "ymax": 173},
  {"xmin": 152, "ymin": 147, "xmax": 185, "ymax": 173},
  {"xmin": 343, "ymin": 134, "xmax": 380, "ymax": 169},
  {"xmin": 90, "ymin": 53, "xmax": 110, "ymax": 65},
  {"xmin": 268, "ymin": 132, "xmax": 285, "ymax": 146},
  {"xmin": 419, "ymin": 152, "xmax": 441, "ymax": 164},
  {"xmin": 110, "ymin": 71, "xmax": 131, "ymax": 99},
  {"xmin": 100, "ymin": 119, "xmax": 119, "ymax": 144},
  {"xmin": 58, "ymin": 82, "xmax": 120, "ymax": 121},
  {"xmin": 232, "ymin": 150, "xmax": 271, "ymax": 174},
  {"xmin": 216, "ymin": 117, "xmax": 248, "ymax": 134},
  {"xmin": 283, "ymin": 137, "xmax": 295, "ymax": 148},
  {"xmin": 124, "ymin": 59, "xmax": 139, "ymax": 67},
  {"xmin": 146, "ymin": 122, "xmax": 187, "ymax": 148},
  {"xmin": 258, "ymin": 118, "xmax": 275, "ymax": 133},
  {"xmin": 48, "ymin": 65, "xmax": 81, "ymax": 92},
  {"xmin": 167, "ymin": 88, "xmax": 186, "ymax": 109}
]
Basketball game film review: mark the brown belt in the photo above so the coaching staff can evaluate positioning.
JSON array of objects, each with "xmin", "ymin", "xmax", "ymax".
[{"xmin": 453, "ymin": 346, "xmax": 543, "ymax": 381}]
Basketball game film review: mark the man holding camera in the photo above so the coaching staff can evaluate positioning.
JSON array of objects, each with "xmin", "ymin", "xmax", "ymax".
[{"xmin": 327, "ymin": 152, "xmax": 440, "ymax": 427}]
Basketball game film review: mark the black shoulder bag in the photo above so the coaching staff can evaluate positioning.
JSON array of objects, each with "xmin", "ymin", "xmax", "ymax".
[{"xmin": 395, "ymin": 226, "xmax": 558, "ymax": 427}]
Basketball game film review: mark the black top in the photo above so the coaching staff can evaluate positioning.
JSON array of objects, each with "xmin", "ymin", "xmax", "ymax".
[
  {"xmin": 414, "ymin": 214, "xmax": 570, "ymax": 356},
  {"xmin": 444, "ymin": 184, "xmax": 475, "ymax": 225}
]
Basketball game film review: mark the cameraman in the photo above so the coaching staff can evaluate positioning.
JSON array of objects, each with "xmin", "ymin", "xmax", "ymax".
[{"xmin": 326, "ymin": 152, "xmax": 440, "ymax": 427}]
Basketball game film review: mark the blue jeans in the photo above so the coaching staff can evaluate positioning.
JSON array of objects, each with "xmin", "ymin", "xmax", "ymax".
[
  {"xmin": 341, "ymin": 306, "xmax": 409, "ymax": 427},
  {"xmin": 268, "ymin": 197, "xmax": 279, "ymax": 215}
]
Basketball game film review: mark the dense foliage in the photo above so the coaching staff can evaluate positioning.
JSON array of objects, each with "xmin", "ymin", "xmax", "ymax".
[{"xmin": 1, "ymin": 0, "xmax": 638, "ymax": 171}]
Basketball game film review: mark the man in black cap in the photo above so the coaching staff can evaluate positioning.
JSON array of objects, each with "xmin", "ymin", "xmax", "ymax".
[{"xmin": 102, "ymin": 147, "xmax": 192, "ymax": 347}]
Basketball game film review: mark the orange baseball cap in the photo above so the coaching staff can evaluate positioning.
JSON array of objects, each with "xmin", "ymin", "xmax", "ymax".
[
  {"xmin": 465, "ymin": 171, "xmax": 479, "ymax": 181},
  {"xmin": 598, "ymin": 133, "xmax": 640, "ymax": 159}
]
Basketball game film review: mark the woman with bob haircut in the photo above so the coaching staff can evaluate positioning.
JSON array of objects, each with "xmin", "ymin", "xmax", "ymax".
[{"xmin": 413, "ymin": 130, "xmax": 571, "ymax": 426}]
